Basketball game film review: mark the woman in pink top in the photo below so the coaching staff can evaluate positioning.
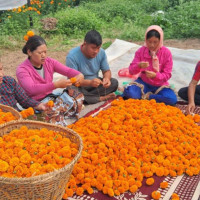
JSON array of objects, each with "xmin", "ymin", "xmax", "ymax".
[
  {"xmin": 17, "ymin": 35, "xmax": 84, "ymax": 125},
  {"xmin": 122, "ymin": 25, "xmax": 177, "ymax": 105}
]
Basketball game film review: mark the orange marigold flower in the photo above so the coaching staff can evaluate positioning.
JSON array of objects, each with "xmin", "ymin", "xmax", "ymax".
[
  {"xmin": 24, "ymin": 35, "xmax": 29, "ymax": 41},
  {"xmin": 152, "ymin": 191, "xmax": 161, "ymax": 200},
  {"xmin": 47, "ymin": 100, "xmax": 54, "ymax": 107},
  {"xmin": 27, "ymin": 30, "xmax": 34, "ymax": 37},
  {"xmin": 76, "ymin": 187, "xmax": 84, "ymax": 196},
  {"xmin": 146, "ymin": 177, "xmax": 154, "ymax": 185},
  {"xmin": 160, "ymin": 181, "xmax": 168, "ymax": 189},
  {"xmin": 171, "ymin": 193, "xmax": 180, "ymax": 200},
  {"xmin": 0, "ymin": 160, "xmax": 9, "ymax": 172},
  {"xmin": 70, "ymin": 77, "xmax": 77, "ymax": 84}
]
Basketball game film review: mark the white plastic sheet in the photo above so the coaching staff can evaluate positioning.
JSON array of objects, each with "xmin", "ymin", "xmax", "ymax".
[{"xmin": 0, "ymin": 0, "xmax": 27, "ymax": 10}]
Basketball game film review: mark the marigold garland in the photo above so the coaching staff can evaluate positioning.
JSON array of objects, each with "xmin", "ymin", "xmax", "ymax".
[
  {"xmin": 63, "ymin": 98, "xmax": 200, "ymax": 198},
  {"xmin": 0, "ymin": 126, "xmax": 78, "ymax": 177},
  {"xmin": 20, "ymin": 107, "xmax": 34, "ymax": 118}
]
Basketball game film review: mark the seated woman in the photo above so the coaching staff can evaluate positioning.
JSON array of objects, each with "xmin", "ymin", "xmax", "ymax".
[
  {"xmin": 178, "ymin": 61, "xmax": 200, "ymax": 114},
  {"xmin": 122, "ymin": 25, "xmax": 177, "ymax": 105},
  {"xmin": 0, "ymin": 62, "xmax": 46, "ymax": 111},
  {"xmin": 16, "ymin": 35, "xmax": 84, "ymax": 125}
]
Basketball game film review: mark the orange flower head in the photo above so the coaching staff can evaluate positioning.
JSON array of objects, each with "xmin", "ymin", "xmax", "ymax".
[
  {"xmin": 24, "ymin": 35, "xmax": 29, "ymax": 41},
  {"xmin": 146, "ymin": 177, "xmax": 154, "ymax": 185},
  {"xmin": 27, "ymin": 31, "xmax": 34, "ymax": 37},
  {"xmin": 0, "ymin": 160, "xmax": 9, "ymax": 172},
  {"xmin": 160, "ymin": 181, "xmax": 168, "ymax": 189},
  {"xmin": 47, "ymin": 100, "xmax": 54, "ymax": 107},
  {"xmin": 151, "ymin": 191, "xmax": 161, "ymax": 200},
  {"xmin": 171, "ymin": 193, "xmax": 180, "ymax": 200},
  {"xmin": 70, "ymin": 77, "xmax": 77, "ymax": 84}
]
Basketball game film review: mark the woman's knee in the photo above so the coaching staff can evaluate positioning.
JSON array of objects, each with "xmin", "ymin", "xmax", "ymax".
[
  {"xmin": 123, "ymin": 85, "xmax": 141, "ymax": 99},
  {"xmin": 164, "ymin": 91, "xmax": 177, "ymax": 105}
]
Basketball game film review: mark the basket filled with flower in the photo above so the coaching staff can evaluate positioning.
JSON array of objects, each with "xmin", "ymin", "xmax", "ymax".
[
  {"xmin": 0, "ymin": 120, "xmax": 83, "ymax": 200},
  {"xmin": 0, "ymin": 104, "xmax": 22, "ymax": 124}
]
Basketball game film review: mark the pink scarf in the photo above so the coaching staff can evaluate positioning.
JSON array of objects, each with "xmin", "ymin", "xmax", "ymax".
[{"xmin": 144, "ymin": 25, "xmax": 164, "ymax": 72}]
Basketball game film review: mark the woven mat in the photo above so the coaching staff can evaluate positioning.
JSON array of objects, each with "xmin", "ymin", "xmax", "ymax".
[{"xmin": 67, "ymin": 101, "xmax": 200, "ymax": 200}]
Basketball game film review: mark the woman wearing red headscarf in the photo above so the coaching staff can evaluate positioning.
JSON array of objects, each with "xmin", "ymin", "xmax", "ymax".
[{"xmin": 122, "ymin": 25, "xmax": 177, "ymax": 105}]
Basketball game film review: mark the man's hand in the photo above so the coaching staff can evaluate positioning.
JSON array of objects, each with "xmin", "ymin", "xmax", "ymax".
[
  {"xmin": 102, "ymin": 77, "xmax": 111, "ymax": 88},
  {"xmin": 91, "ymin": 78, "xmax": 103, "ymax": 87},
  {"xmin": 186, "ymin": 102, "xmax": 195, "ymax": 115},
  {"xmin": 54, "ymin": 78, "xmax": 72, "ymax": 88},
  {"xmin": 145, "ymin": 70, "xmax": 156, "ymax": 78}
]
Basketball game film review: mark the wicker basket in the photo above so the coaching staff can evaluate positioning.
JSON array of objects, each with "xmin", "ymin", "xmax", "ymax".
[
  {"xmin": 0, "ymin": 103, "xmax": 22, "ymax": 120},
  {"xmin": 0, "ymin": 120, "xmax": 83, "ymax": 200}
]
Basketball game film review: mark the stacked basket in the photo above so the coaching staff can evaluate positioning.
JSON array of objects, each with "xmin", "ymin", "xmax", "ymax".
[{"xmin": 0, "ymin": 120, "xmax": 83, "ymax": 200}]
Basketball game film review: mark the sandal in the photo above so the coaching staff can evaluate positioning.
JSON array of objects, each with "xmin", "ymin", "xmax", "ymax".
[{"xmin": 118, "ymin": 68, "xmax": 140, "ymax": 80}]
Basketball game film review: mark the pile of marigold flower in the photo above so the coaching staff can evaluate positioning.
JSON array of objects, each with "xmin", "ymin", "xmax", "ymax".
[
  {"xmin": 64, "ymin": 98, "xmax": 200, "ymax": 199},
  {"xmin": 0, "ymin": 109, "xmax": 17, "ymax": 124},
  {"xmin": 0, "ymin": 126, "xmax": 78, "ymax": 178}
]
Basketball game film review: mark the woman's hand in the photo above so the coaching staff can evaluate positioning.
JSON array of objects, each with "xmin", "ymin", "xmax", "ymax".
[
  {"xmin": 35, "ymin": 102, "xmax": 47, "ymax": 111},
  {"xmin": 186, "ymin": 102, "xmax": 195, "ymax": 115},
  {"xmin": 139, "ymin": 61, "xmax": 149, "ymax": 68},
  {"xmin": 54, "ymin": 78, "xmax": 72, "ymax": 89},
  {"xmin": 74, "ymin": 73, "xmax": 84, "ymax": 87},
  {"xmin": 91, "ymin": 78, "xmax": 103, "ymax": 87},
  {"xmin": 145, "ymin": 70, "xmax": 156, "ymax": 78}
]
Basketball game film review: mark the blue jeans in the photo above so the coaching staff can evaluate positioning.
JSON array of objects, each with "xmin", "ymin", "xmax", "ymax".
[{"xmin": 122, "ymin": 78, "xmax": 177, "ymax": 105}]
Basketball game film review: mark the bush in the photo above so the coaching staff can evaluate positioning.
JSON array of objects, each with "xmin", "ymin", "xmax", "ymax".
[
  {"xmin": 165, "ymin": 1, "xmax": 200, "ymax": 38},
  {"xmin": 0, "ymin": 11, "xmax": 40, "ymax": 36},
  {"xmin": 81, "ymin": 0, "xmax": 139, "ymax": 22},
  {"xmin": 54, "ymin": 7, "xmax": 101, "ymax": 36}
]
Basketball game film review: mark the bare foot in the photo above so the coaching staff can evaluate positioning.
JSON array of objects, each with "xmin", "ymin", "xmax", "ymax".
[{"xmin": 100, "ymin": 93, "xmax": 116, "ymax": 102}]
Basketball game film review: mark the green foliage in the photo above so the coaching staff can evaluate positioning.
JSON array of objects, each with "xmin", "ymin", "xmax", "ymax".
[
  {"xmin": 0, "ymin": 35, "xmax": 24, "ymax": 50},
  {"xmin": 165, "ymin": 1, "xmax": 200, "ymax": 38},
  {"xmin": 81, "ymin": 0, "xmax": 138, "ymax": 22},
  {"xmin": 135, "ymin": 0, "xmax": 168, "ymax": 13},
  {"xmin": 54, "ymin": 7, "xmax": 101, "ymax": 36},
  {"xmin": 102, "ymin": 41, "xmax": 112, "ymax": 49},
  {"xmin": 0, "ymin": 11, "xmax": 40, "ymax": 36}
]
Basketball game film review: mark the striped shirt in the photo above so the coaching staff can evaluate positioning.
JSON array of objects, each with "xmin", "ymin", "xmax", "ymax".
[{"xmin": 0, "ymin": 76, "xmax": 39, "ymax": 110}]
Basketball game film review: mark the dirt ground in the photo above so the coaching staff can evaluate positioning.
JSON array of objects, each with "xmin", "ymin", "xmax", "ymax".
[{"xmin": 1, "ymin": 38, "xmax": 200, "ymax": 79}]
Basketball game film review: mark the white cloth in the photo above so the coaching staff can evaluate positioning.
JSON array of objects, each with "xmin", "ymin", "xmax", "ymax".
[{"xmin": 0, "ymin": 0, "xmax": 27, "ymax": 10}]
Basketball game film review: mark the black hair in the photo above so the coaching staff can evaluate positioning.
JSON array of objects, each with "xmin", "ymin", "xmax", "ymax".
[
  {"xmin": 22, "ymin": 35, "xmax": 46, "ymax": 54},
  {"xmin": 84, "ymin": 30, "xmax": 102, "ymax": 46},
  {"xmin": 146, "ymin": 29, "xmax": 160, "ymax": 40}
]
